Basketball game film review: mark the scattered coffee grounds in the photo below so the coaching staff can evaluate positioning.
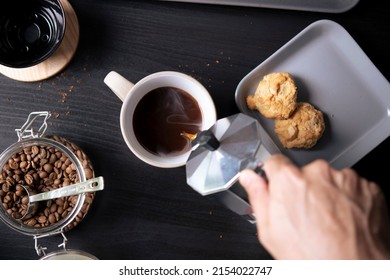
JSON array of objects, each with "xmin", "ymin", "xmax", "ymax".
[{"xmin": 0, "ymin": 135, "xmax": 95, "ymax": 231}]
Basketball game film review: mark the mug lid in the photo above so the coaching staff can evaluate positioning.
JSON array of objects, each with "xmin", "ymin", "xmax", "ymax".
[{"xmin": 0, "ymin": 0, "xmax": 66, "ymax": 68}]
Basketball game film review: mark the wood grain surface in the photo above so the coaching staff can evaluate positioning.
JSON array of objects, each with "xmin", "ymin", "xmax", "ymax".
[{"xmin": 0, "ymin": 0, "xmax": 389, "ymax": 260}]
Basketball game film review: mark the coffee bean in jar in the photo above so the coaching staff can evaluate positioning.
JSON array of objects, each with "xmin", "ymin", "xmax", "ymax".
[{"xmin": 0, "ymin": 135, "xmax": 96, "ymax": 235}]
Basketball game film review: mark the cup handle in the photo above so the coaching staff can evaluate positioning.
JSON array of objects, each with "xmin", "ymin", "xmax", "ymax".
[{"xmin": 104, "ymin": 71, "xmax": 134, "ymax": 102}]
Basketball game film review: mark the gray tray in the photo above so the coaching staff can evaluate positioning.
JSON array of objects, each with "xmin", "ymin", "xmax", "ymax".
[
  {"xmin": 161, "ymin": 0, "xmax": 360, "ymax": 13},
  {"xmin": 235, "ymin": 20, "xmax": 390, "ymax": 168}
]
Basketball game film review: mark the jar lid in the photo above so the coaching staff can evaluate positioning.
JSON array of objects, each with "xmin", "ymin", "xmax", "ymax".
[{"xmin": 40, "ymin": 249, "xmax": 97, "ymax": 260}]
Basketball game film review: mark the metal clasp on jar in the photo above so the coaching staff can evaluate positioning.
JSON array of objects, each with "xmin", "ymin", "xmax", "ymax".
[
  {"xmin": 15, "ymin": 111, "xmax": 51, "ymax": 141},
  {"xmin": 34, "ymin": 230, "xmax": 68, "ymax": 256}
]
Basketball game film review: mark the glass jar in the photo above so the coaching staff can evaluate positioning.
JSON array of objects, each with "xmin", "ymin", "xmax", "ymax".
[
  {"xmin": 0, "ymin": 111, "xmax": 100, "ymax": 258},
  {"xmin": 40, "ymin": 249, "xmax": 98, "ymax": 260}
]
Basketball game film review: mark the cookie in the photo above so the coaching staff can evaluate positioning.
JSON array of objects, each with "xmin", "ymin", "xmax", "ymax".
[
  {"xmin": 274, "ymin": 102, "xmax": 325, "ymax": 149},
  {"xmin": 246, "ymin": 72, "xmax": 297, "ymax": 119}
]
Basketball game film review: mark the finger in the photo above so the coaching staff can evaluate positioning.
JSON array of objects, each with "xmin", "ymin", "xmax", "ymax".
[
  {"xmin": 263, "ymin": 154, "xmax": 303, "ymax": 197},
  {"xmin": 301, "ymin": 160, "xmax": 335, "ymax": 188},
  {"xmin": 335, "ymin": 168, "xmax": 382, "ymax": 207},
  {"xmin": 239, "ymin": 169, "xmax": 269, "ymax": 224},
  {"xmin": 263, "ymin": 153, "xmax": 297, "ymax": 179},
  {"xmin": 335, "ymin": 168, "xmax": 359, "ymax": 194}
]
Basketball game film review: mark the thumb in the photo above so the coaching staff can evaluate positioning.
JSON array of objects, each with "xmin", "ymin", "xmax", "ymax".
[{"xmin": 239, "ymin": 169, "xmax": 269, "ymax": 223}]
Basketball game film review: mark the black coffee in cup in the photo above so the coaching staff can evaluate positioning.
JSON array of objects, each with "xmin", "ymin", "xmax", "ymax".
[{"xmin": 133, "ymin": 87, "xmax": 202, "ymax": 156}]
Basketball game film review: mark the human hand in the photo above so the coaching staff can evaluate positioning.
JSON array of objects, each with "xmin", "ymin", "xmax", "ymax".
[{"xmin": 239, "ymin": 154, "xmax": 390, "ymax": 259}]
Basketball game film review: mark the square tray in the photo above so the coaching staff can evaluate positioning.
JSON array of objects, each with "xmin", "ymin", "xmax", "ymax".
[{"xmin": 235, "ymin": 20, "xmax": 390, "ymax": 168}]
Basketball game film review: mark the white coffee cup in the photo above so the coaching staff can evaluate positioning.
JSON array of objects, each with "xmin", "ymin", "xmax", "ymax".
[{"xmin": 104, "ymin": 71, "xmax": 217, "ymax": 168}]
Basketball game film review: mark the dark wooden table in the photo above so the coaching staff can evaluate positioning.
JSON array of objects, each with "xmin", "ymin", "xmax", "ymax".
[{"xmin": 0, "ymin": 0, "xmax": 389, "ymax": 260}]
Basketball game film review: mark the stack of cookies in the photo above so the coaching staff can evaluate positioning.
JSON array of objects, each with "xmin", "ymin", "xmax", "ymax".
[{"xmin": 246, "ymin": 72, "xmax": 325, "ymax": 149}]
